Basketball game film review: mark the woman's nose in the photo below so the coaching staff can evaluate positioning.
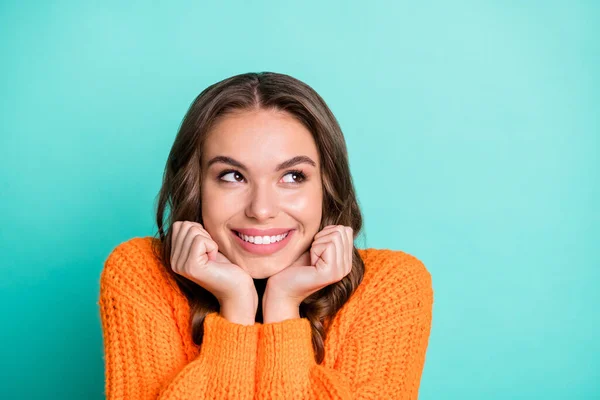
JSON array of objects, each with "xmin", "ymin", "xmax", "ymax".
[{"xmin": 245, "ymin": 184, "xmax": 279, "ymax": 221}]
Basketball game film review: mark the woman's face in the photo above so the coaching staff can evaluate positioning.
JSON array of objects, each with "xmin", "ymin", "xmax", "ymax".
[{"xmin": 200, "ymin": 108, "xmax": 323, "ymax": 279}]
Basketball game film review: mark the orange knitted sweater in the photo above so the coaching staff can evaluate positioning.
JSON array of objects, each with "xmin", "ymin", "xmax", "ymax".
[{"xmin": 98, "ymin": 236, "xmax": 434, "ymax": 399}]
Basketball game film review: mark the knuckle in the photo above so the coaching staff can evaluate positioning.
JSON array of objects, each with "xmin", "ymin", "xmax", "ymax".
[
  {"xmin": 194, "ymin": 224, "xmax": 207, "ymax": 233},
  {"xmin": 192, "ymin": 234, "xmax": 205, "ymax": 244}
]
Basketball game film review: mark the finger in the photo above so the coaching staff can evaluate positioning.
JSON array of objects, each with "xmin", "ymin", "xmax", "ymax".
[
  {"xmin": 194, "ymin": 224, "xmax": 218, "ymax": 261},
  {"xmin": 314, "ymin": 227, "xmax": 349, "ymax": 278},
  {"xmin": 184, "ymin": 225, "xmax": 217, "ymax": 265},
  {"xmin": 312, "ymin": 241, "xmax": 337, "ymax": 283},
  {"xmin": 345, "ymin": 227, "xmax": 353, "ymax": 274},
  {"xmin": 187, "ymin": 233, "xmax": 209, "ymax": 270},
  {"xmin": 311, "ymin": 228, "xmax": 343, "ymax": 246},
  {"xmin": 170, "ymin": 221, "xmax": 179, "ymax": 265},
  {"xmin": 310, "ymin": 241, "xmax": 327, "ymax": 269},
  {"xmin": 313, "ymin": 225, "xmax": 345, "ymax": 251},
  {"xmin": 171, "ymin": 221, "xmax": 183, "ymax": 268},
  {"xmin": 187, "ymin": 233, "xmax": 218, "ymax": 269},
  {"xmin": 179, "ymin": 222, "xmax": 200, "ymax": 266},
  {"xmin": 188, "ymin": 224, "xmax": 212, "ymax": 240},
  {"xmin": 196, "ymin": 224, "xmax": 212, "ymax": 238},
  {"xmin": 345, "ymin": 226, "xmax": 353, "ymax": 246},
  {"xmin": 324, "ymin": 226, "xmax": 351, "ymax": 275},
  {"xmin": 313, "ymin": 225, "xmax": 338, "ymax": 240},
  {"xmin": 333, "ymin": 229, "xmax": 345, "ymax": 279},
  {"xmin": 179, "ymin": 222, "xmax": 211, "ymax": 266}
]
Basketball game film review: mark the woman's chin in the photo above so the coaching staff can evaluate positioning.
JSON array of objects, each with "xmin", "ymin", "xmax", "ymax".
[
  {"xmin": 249, "ymin": 271, "xmax": 272, "ymax": 280},
  {"xmin": 246, "ymin": 266, "xmax": 282, "ymax": 280},
  {"xmin": 239, "ymin": 260, "xmax": 286, "ymax": 280}
]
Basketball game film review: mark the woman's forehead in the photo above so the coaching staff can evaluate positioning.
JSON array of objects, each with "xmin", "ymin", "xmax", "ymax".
[
  {"xmin": 203, "ymin": 110, "xmax": 319, "ymax": 168},
  {"xmin": 207, "ymin": 109, "xmax": 310, "ymax": 142}
]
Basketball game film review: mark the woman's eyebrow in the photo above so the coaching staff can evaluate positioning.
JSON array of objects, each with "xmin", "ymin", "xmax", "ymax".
[{"xmin": 206, "ymin": 155, "xmax": 317, "ymax": 171}]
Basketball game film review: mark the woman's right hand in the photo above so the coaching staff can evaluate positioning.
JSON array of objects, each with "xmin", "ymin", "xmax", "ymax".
[{"xmin": 170, "ymin": 221, "xmax": 258, "ymax": 320}]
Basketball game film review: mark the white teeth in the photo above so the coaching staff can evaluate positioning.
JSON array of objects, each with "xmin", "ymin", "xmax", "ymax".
[{"xmin": 237, "ymin": 231, "xmax": 289, "ymax": 245}]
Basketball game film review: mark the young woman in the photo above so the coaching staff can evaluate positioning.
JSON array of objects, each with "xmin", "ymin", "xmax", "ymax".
[{"xmin": 98, "ymin": 72, "xmax": 434, "ymax": 399}]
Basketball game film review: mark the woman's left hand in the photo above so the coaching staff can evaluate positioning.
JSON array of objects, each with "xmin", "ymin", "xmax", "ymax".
[{"xmin": 265, "ymin": 225, "xmax": 354, "ymax": 307}]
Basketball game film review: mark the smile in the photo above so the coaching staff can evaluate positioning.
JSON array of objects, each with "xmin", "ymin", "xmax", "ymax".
[
  {"xmin": 237, "ymin": 231, "xmax": 289, "ymax": 244},
  {"xmin": 231, "ymin": 229, "xmax": 294, "ymax": 255}
]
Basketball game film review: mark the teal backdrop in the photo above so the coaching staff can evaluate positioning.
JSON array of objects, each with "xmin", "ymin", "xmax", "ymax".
[{"xmin": 1, "ymin": 1, "xmax": 598, "ymax": 399}]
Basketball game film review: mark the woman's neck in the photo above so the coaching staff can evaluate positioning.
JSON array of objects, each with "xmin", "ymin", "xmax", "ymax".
[{"xmin": 253, "ymin": 278, "xmax": 268, "ymax": 323}]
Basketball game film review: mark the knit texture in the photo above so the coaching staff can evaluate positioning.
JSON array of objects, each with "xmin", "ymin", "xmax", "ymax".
[{"xmin": 98, "ymin": 236, "xmax": 434, "ymax": 399}]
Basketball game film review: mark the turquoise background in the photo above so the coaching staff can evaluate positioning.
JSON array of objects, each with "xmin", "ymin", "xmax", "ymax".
[{"xmin": 1, "ymin": 1, "xmax": 598, "ymax": 399}]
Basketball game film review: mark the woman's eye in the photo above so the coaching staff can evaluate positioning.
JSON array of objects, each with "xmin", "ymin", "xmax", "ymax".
[
  {"xmin": 218, "ymin": 170, "xmax": 306, "ymax": 184},
  {"xmin": 282, "ymin": 170, "xmax": 306, "ymax": 184},
  {"xmin": 219, "ymin": 171, "xmax": 244, "ymax": 183}
]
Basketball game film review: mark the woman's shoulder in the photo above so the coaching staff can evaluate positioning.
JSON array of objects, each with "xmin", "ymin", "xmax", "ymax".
[
  {"xmin": 101, "ymin": 235, "xmax": 163, "ymax": 276},
  {"xmin": 100, "ymin": 236, "xmax": 178, "ymax": 303},
  {"xmin": 355, "ymin": 247, "xmax": 433, "ymax": 302},
  {"xmin": 326, "ymin": 248, "xmax": 433, "ymax": 339}
]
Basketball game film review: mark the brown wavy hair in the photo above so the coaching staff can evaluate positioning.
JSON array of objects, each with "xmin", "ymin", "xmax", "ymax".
[{"xmin": 151, "ymin": 71, "xmax": 365, "ymax": 364}]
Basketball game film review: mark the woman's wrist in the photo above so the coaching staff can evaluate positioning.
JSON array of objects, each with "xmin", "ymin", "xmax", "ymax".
[
  {"xmin": 219, "ymin": 294, "xmax": 258, "ymax": 325},
  {"xmin": 262, "ymin": 288, "xmax": 300, "ymax": 324},
  {"xmin": 220, "ymin": 302, "xmax": 256, "ymax": 325}
]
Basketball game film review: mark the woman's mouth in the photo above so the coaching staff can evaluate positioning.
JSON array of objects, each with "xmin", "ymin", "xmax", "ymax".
[{"xmin": 231, "ymin": 229, "xmax": 295, "ymax": 255}]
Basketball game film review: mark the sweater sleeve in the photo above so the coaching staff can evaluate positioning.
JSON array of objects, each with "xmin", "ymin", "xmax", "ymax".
[
  {"xmin": 98, "ymin": 241, "xmax": 260, "ymax": 400},
  {"xmin": 255, "ymin": 256, "xmax": 434, "ymax": 400}
]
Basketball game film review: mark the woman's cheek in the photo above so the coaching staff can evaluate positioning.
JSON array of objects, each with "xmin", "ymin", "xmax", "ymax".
[
  {"xmin": 283, "ymin": 192, "xmax": 311, "ymax": 216},
  {"xmin": 284, "ymin": 191, "xmax": 323, "ymax": 234}
]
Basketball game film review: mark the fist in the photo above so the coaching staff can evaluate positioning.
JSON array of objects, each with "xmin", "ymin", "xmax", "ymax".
[
  {"xmin": 170, "ymin": 221, "xmax": 256, "ymax": 304},
  {"xmin": 266, "ymin": 225, "xmax": 354, "ymax": 305}
]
